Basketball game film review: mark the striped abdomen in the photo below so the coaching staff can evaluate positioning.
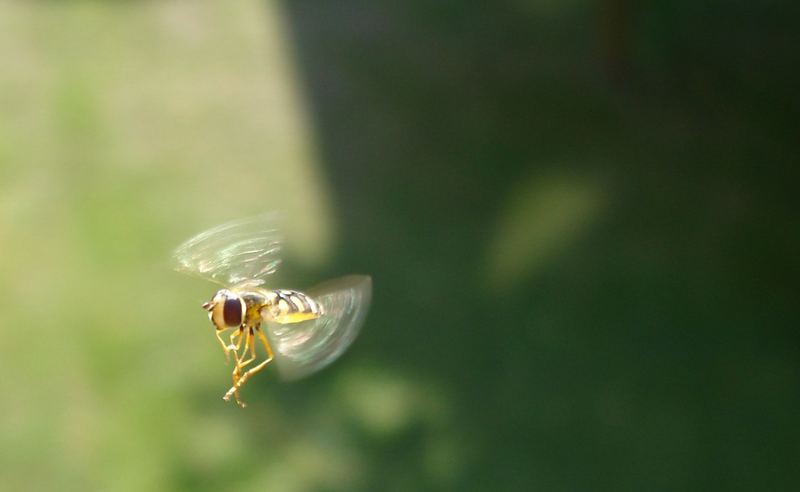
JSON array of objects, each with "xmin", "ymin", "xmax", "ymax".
[{"xmin": 265, "ymin": 289, "xmax": 324, "ymax": 324}]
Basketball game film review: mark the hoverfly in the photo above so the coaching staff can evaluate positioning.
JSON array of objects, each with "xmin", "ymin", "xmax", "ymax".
[{"xmin": 173, "ymin": 214, "xmax": 372, "ymax": 407}]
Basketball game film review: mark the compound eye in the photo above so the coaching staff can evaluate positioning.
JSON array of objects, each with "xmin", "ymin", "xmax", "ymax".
[
  {"xmin": 223, "ymin": 296, "xmax": 244, "ymax": 327},
  {"xmin": 208, "ymin": 291, "xmax": 244, "ymax": 329}
]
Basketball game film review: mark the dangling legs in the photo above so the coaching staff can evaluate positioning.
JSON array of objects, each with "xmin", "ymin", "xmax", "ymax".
[
  {"xmin": 223, "ymin": 327, "xmax": 275, "ymax": 403},
  {"xmin": 226, "ymin": 327, "xmax": 257, "ymax": 407},
  {"xmin": 255, "ymin": 328, "xmax": 274, "ymax": 362},
  {"xmin": 223, "ymin": 328, "xmax": 273, "ymax": 401},
  {"xmin": 228, "ymin": 328, "xmax": 243, "ymax": 353},
  {"xmin": 215, "ymin": 329, "xmax": 231, "ymax": 362},
  {"xmin": 226, "ymin": 327, "xmax": 248, "ymax": 407},
  {"xmin": 237, "ymin": 328, "xmax": 257, "ymax": 368},
  {"xmin": 215, "ymin": 327, "xmax": 245, "ymax": 363}
]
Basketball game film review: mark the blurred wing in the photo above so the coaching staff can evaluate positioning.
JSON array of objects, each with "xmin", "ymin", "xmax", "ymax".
[
  {"xmin": 264, "ymin": 275, "xmax": 372, "ymax": 381},
  {"xmin": 173, "ymin": 214, "xmax": 282, "ymax": 287}
]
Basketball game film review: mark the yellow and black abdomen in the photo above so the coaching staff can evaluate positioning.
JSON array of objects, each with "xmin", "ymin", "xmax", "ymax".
[{"xmin": 264, "ymin": 289, "xmax": 324, "ymax": 324}]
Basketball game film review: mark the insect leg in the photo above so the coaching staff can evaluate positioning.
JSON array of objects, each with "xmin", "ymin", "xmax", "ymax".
[
  {"xmin": 248, "ymin": 328, "xmax": 257, "ymax": 360},
  {"xmin": 224, "ymin": 328, "xmax": 273, "ymax": 404},
  {"xmin": 255, "ymin": 327, "xmax": 274, "ymax": 362},
  {"xmin": 226, "ymin": 328, "xmax": 257, "ymax": 407},
  {"xmin": 228, "ymin": 328, "xmax": 244, "ymax": 352},
  {"xmin": 215, "ymin": 328, "xmax": 233, "ymax": 363},
  {"xmin": 224, "ymin": 355, "xmax": 272, "ymax": 404},
  {"xmin": 223, "ymin": 326, "xmax": 275, "ymax": 406},
  {"xmin": 229, "ymin": 363, "xmax": 246, "ymax": 408},
  {"xmin": 227, "ymin": 327, "xmax": 247, "ymax": 407},
  {"xmin": 237, "ymin": 328, "xmax": 257, "ymax": 369}
]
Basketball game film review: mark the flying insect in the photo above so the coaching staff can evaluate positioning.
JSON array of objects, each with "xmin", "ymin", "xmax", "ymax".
[{"xmin": 173, "ymin": 214, "xmax": 372, "ymax": 407}]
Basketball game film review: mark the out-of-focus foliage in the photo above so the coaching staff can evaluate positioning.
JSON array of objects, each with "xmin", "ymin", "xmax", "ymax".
[{"xmin": 0, "ymin": 0, "xmax": 798, "ymax": 491}]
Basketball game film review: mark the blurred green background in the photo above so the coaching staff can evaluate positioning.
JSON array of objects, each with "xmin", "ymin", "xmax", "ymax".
[{"xmin": 1, "ymin": 1, "xmax": 798, "ymax": 491}]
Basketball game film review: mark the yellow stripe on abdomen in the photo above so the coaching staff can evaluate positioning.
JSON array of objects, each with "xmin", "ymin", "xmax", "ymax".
[{"xmin": 266, "ymin": 290, "xmax": 323, "ymax": 324}]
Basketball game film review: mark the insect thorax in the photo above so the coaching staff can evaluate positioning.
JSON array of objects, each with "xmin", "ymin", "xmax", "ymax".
[{"xmin": 236, "ymin": 290, "xmax": 271, "ymax": 328}]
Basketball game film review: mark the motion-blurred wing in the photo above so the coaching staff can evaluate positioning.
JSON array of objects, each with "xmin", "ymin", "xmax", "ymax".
[
  {"xmin": 264, "ymin": 275, "xmax": 372, "ymax": 381},
  {"xmin": 173, "ymin": 214, "xmax": 282, "ymax": 287}
]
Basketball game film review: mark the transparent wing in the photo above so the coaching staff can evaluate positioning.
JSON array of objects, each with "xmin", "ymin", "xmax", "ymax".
[
  {"xmin": 172, "ymin": 214, "xmax": 282, "ymax": 287},
  {"xmin": 264, "ymin": 275, "xmax": 372, "ymax": 381}
]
